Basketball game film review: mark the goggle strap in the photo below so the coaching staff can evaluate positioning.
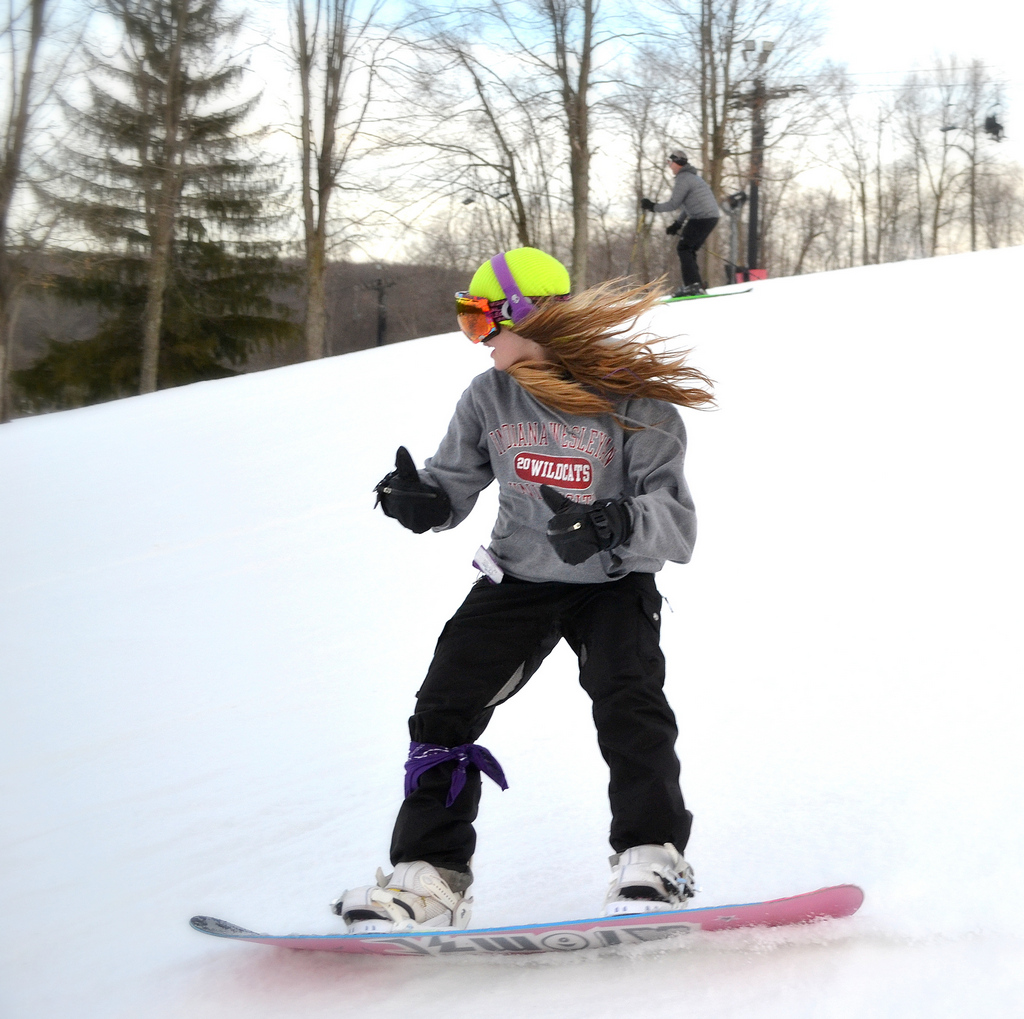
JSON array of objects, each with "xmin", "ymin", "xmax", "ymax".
[{"xmin": 489, "ymin": 251, "xmax": 536, "ymax": 325}]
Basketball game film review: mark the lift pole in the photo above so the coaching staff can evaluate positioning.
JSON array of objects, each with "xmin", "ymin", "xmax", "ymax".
[
  {"xmin": 733, "ymin": 40, "xmax": 804, "ymax": 280},
  {"xmin": 747, "ymin": 73, "xmax": 767, "ymax": 276},
  {"xmin": 365, "ymin": 276, "xmax": 395, "ymax": 347}
]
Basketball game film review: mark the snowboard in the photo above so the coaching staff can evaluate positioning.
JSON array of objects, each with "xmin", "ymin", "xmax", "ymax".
[
  {"xmin": 190, "ymin": 883, "xmax": 863, "ymax": 958},
  {"xmin": 663, "ymin": 287, "xmax": 753, "ymax": 303}
]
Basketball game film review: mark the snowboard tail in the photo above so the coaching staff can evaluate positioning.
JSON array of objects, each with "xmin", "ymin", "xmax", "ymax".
[{"xmin": 190, "ymin": 883, "xmax": 863, "ymax": 957}]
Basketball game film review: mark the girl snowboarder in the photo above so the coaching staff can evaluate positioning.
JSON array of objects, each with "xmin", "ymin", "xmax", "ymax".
[{"xmin": 335, "ymin": 247, "xmax": 715, "ymax": 933}]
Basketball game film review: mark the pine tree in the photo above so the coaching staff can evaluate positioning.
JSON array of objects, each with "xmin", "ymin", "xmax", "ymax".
[{"xmin": 14, "ymin": 0, "xmax": 296, "ymax": 411}]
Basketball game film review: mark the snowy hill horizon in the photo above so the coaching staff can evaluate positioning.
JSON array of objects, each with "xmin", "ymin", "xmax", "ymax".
[{"xmin": 3, "ymin": 248, "xmax": 1023, "ymax": 1017}]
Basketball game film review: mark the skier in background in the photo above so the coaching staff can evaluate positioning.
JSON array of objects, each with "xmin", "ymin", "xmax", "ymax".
[
  {"xmin": 335, "ymin": 247, "xmax": 714, "ymax": 934},
  {"xmin": 642, "ymin": 151, "xmax": 720, "ymax": 297}
]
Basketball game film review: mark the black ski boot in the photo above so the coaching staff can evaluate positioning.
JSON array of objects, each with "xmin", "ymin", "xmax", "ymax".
[{"xmin": 672, "ymin": 283, "xmax": 706, "ymax": 298}]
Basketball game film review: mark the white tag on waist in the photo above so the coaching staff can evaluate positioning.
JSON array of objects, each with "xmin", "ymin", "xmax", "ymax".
[{"xmin": 472, "ymin": 545, "xmax": 504, "ymax": 584}]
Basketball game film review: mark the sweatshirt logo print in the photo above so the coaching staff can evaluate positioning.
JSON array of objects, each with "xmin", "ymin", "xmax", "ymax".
[
  {"xmin": 514, "ymin": 453, "xmax": 592, "ymax": 490},
  {"xmin": 488, "ymin": 421, "xmax": 616, "ymax": 467}
]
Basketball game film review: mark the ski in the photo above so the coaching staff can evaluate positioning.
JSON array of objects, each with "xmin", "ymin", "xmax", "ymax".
[
  {"xmin": 663, "ymin": 287, "xmax": 754, "ymax": 303},
  {"xmin": 190, "ymin": 883, "xmax": 863, "ymax": 958}
]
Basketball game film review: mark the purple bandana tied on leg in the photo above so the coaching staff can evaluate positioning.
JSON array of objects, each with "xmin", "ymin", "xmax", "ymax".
[{"xmin": 404, "ymin": 741, "xmax": 509, "ymax": 808}]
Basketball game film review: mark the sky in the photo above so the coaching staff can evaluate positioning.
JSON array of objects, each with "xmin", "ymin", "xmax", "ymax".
[{"xmin": 819, "ymin": 0, "xmax": 1023, "ymax": 160}]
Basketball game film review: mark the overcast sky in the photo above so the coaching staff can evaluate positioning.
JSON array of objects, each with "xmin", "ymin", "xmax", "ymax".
[{"xmin": 821, "ymin": 0, "xmax": 1022, "ymax": 160}]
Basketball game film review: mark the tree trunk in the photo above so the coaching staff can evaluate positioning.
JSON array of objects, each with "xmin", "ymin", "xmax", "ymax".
[
  {"xmin": 556, "ymin": 0, "xmax": 593, "ymax": 290},
  {"xmin": 0, "ymin": 304, "xmax": 10, "ymax": 422},
  {"xmin": 695, "ymin": 0, "xmax": 733, "ymax": 285},
  {"xmin": 459, "ymin": 51, "xmax": 533, "ymax": 247},
  {"xmin": 294, "ymin": 0, "xmax": 368, "ymax": 360},
  {"xmin": 139, "ymin": 211, "xmax": 175, "ymax": 393},
  {"xmin": 140, "ymin": 0, "xmax": 187, "ymax": 395},
  {"xmin": 569, "ymin": 131, "xmax": 589, "ymax": 289},
  {"xmin": 0, "ymin": 0, "xmax": 46, "ymax": 421},
  {"xmin": 295, "ymin": 0, "xmax": 325, "ymax": 360},
  {"xmin": 305, "ymin": 233, "xmax": 328, "ymax": 359},
  {"xmin": 508, "ymin": 160, "xmax": 532, "ymax": 248},
  {"xmin": 0, "ymin": 250, "xmax": 15, "ymax": 422}
]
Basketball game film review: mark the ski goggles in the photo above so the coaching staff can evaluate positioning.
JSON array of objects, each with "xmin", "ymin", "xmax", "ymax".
[
  {"xmin": 456, "ymin": 251, "xmax": 570, "ymax": 343},
  {"xmin": 455, "ymin": 292, "xmax": 505, "ymax": 344}
]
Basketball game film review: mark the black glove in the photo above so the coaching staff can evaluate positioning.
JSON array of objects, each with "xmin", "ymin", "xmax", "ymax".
[
  {"xmin": 539, "ymin": 485, "xmax": 632, "ymax": 566},
  {"xmin": 374, "ymin": 446, "xmax": 451, "ymax": 533},
  {"xmin": 640, "ymin": 197, "xmax": 655, "ymax": 212},
  {"xmin": 666, "ymin": 220, "xmax": 682, "ymax": 236}
]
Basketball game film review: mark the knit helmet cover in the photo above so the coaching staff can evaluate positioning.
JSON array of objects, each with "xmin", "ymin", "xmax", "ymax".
[{"xmin": 468, "ymin": 247, "xmax": 571, "ymax": 304}]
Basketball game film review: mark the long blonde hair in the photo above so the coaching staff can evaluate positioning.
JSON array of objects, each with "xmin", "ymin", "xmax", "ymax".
[{"xmin": 505, "ymin": 278, "xmax": 715, "ymax": 417}]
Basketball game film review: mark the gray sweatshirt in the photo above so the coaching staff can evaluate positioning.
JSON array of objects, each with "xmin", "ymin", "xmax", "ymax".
[
  {"xmin": 420, "ymin": 368, "xmax": 696, "ymax": 584},
  {"xmin": 654, "ymin": 165, "xmax": 720, "ymax": 221}
]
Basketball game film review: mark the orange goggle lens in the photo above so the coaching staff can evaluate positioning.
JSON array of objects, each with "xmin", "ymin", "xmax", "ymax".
[{"xmin": 456, "ymin": 292, "xmax": 502, "ymax": 343}]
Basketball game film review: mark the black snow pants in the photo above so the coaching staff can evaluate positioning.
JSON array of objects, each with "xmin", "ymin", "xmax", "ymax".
[
  {"xmin": 390, "ymin": 571, "xmax": 692, "ymax": 876},
  {"xmin": 676, "ymin": 217, "xmax": 720, "ymax": 287}
]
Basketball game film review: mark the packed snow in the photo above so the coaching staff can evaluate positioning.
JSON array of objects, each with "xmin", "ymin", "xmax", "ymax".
[{"xmin": 2, "ymin": 248, "xmax": 1023, "ymax": 1018}]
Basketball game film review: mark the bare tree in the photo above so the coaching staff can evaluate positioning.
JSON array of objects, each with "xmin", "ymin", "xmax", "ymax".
[
  {"xmin": 977, "ymin": 162, "xmax": 1024, "ymax": 250},
  {"xmin": 0, "ymin": 0, "xmax": 46, "ymax": 422},
  {"xmin": 940, "ymin": 58, "xmax": 1002, "ymax": 252},
  {"xmin": 399, "ymin": 32, "xmax": 560, "ymax": 256},
  {"xmin": 765, "ymin": 184, "xmax": 854, "ymax": 275},
  {"xmin": 656, "ymin": 0, "xmax": 823, "ymax": 206},
  {"xmin": 292, "ymin": 0, "xmax": 390, "ymax": 360},
  {"xmin": 897, "ymin": 59, "xmax": 976, "ymax": 258},
  {"xmin": 474, "ymin": 0, "xmax": 603, "ymax": 287},
  {"xmin": 817, "ymin": 58, "xmax": 1016, "ymax": 265},
  {"xmin": 543, "ymin": 0, "xmax": 595, "ymax": 287},
  {"xmin": 408, "ymin": 0, "xmax": 613, "ymax": 289},
  {"xmin": 605, "ymin": 47, "xmax": 677, "ymax": 281},
  {"xmin": 821, "ymin": 66, "xmax": 899, "ymax": 266},
  {"xmin": 787, "ymin": 190, "xmax": 835, "ymax": 275},
  {"xmin": 446, "ymin": 42, "xmax": 538, "ymax": 249}
]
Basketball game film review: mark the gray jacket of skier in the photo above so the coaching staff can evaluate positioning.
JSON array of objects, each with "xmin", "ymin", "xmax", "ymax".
[
  {"xmin": 419, "ymin": 368, "xmax": 696, "ymax": 584},
  {"xmin": 654, "ymin": 165, "xmax": 721, "ymax": 222}
]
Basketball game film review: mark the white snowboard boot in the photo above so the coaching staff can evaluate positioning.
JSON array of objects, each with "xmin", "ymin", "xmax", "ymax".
[
  {"xmin": 604, "ymin": 843, "xmax": 696, "ymax": 916},
  {"xmin": 332, "ymin": 861, "xmax": 473, "ymax": 934}
]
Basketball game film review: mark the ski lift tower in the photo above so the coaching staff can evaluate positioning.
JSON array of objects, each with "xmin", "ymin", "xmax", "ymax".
[
  {"xmin": 734, "ymin": 40, "xmax": 805, "ymax": 280},
  {"xmin": 365, "ymin": 270, "xmax": 396, "ymax": 347},
  {"xmin": 744, "ymin": 40, "xmax": 771, "ymax": 280}
]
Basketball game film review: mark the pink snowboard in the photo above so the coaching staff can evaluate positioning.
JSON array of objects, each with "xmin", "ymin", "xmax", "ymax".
[{"xmin": 190, "ymin": 884, "xmax": 864, "ymax": 957}]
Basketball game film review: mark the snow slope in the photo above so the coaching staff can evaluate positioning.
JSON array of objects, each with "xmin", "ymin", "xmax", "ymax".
[{"xmin": 2, "ymin": 248, "xmax": 1023, "ymax": 1018}]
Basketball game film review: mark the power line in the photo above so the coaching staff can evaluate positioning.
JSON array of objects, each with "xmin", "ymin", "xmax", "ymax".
[
  {"xmin": 772, "ymin": 76, "xmax": 1007, "ymax": 93},
  {"xmin": 826, "ymin": 64, "xmax": 997, "ymax": 78}
]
